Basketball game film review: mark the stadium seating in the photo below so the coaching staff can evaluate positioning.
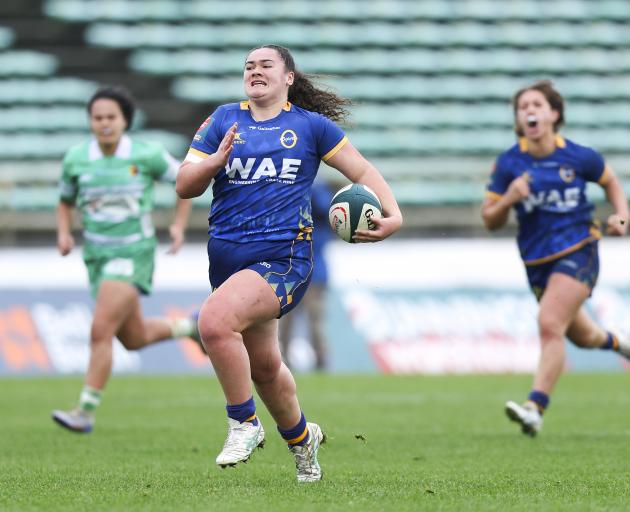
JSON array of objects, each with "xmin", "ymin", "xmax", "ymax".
[
  {"xmin": 2, "ymin": 0, "xmax": 630, "ymax": 232},
  {"xmin": 43, "ymin": 0, "xmax": 630, "ymax": 22}
]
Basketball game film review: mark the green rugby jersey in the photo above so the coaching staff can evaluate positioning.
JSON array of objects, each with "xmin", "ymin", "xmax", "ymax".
[{"xmin": 59, "ymin": 135, "xmax": 179, "ymax": 257}]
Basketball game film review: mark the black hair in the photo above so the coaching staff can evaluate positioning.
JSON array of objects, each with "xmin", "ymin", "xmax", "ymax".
[
  {"xmin": 87, "ymin": 85, "xmax": 136, "ymax": 129},
  {"xmin": 513, "ymin": 80, "xmax": 565, "ymax": 135},
  {"xmin": 247, "ymin": 44, "xmax": 352, "ymax": 123}
]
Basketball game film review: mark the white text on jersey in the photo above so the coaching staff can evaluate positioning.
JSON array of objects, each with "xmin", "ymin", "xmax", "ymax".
[
  {"xmin": 225, "ymin": 158, "xmax": 301, "ymax": 181},
  {"xmin": 522, "ymin": 187, "xmax": 580, "ymax": 213}
]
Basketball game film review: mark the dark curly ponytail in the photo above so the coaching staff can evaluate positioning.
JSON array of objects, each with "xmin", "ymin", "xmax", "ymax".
[{"xmin": 248, "ymin": 44, "xmax": 352, "ymax": 124}]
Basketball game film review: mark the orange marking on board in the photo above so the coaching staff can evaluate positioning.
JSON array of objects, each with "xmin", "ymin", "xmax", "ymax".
[
  {"xmin": 0, "ymin": 307, "xmax": 50, "ymax": 370},
  {"xmin": 165, "ymin": 306, "xmax": 208, "ymax": 368}
]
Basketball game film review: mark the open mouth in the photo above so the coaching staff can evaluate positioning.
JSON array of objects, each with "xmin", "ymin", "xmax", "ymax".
[
  {"xmin": 251, "ymin": 80, "xmax": 266, "ymax": 87},
  {"xmin": 526, "ymin": 115, "xmax": 538, "ymax": 128}
]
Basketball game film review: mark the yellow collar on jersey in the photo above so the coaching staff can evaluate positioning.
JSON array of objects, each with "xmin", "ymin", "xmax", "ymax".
[
  {"xmin": 519, "ymin": 134, "xmax": 566, "ymax": 153},
  {"xmin": 240, "ymin": 100, "xmax": 292, "ymax": 111}
]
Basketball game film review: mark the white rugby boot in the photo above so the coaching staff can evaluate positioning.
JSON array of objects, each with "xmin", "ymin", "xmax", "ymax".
[
  {"xmin": 505, "ymin": 400, "xmax": 543, "ymax": 437},
  {"xmin": 215, "ymin": 418, "xmax": 265, "ymax": 467},
  {"xmin": 611, "ymin": 330, "xmax": 630, "ymax": 360},
  {"xmin": 52, "ymin": 407, "xmax": 94, "ymax": 433},
  {"xmin": 289, "ymin": 422, "xmax": 326, "ymax": 482}
]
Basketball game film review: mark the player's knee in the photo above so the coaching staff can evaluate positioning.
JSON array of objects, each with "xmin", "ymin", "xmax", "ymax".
[
  {"xmin": 90, "ymin": 322, "xmax": 114, "ymax": 347},
  {"xmin": 538, "ymin": 316, "xmax": 565, "ymax": 344},
  {"xmin": 198, "ymin": 317, "xmax": 232, "ymax": 351},
  {"xmin": 117, "ymin": 335, "xmax": 144, "ymax": 351}
]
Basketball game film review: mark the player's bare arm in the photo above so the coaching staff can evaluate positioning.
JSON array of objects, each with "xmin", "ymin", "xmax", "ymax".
[
  {"xmin": 56, "ymin": 201, "xmax": 75, "ymax": 256},
  {"xmin": 481, "ymin": 176, "xmax": 530, "ymax": 231},
  {"xmin": 326, "ymin": 141, "xmax": 402, "ymax": 241},
  {"xmin": 176, "ymin": 123, "xmax": 238, "ymax": 199},
  {"xmin": 601, "ymin": 170, "xmax": 629, "ymax": 236},
  {"xmin": 167, "ymin": 197, "xmax": 192, "ymax": 254}
]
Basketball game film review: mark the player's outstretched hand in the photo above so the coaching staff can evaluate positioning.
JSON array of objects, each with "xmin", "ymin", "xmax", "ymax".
[
  {"xmin": 57, "ymin": 232, "xmax": 74, "ymax": 256},
  {"xmin": 167, "ymin": 224, "xmax": 185, "ymax": 254},
  {"xmin": 606, "ymin": 213, "xmax": 628, "ymax": 236},
  {"xmin": 210, "ymin": 122, "xmax": 238, "ymax": 169},
  {"xmin": 505, "ymin": 174, "xmax": 530, "ymax": 206},
  {"xmin": 353, "ymin": 215, "xmax": 402, "ymax": 243}
]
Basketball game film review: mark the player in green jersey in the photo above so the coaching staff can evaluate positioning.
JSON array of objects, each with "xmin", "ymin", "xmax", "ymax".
[{"xmin": 52, "ymin": 85, "xmax": 201, "ymax": 433}]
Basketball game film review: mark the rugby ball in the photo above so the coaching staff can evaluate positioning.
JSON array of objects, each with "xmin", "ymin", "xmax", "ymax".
[{"xmin": 328, "ymin": 183, "xmax": 382, "ymax": 243}]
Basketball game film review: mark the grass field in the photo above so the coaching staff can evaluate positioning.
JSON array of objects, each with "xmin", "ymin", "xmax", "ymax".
[{"xmin": 1, "ymin": 373, "xmax": 629, "ymax": 511}]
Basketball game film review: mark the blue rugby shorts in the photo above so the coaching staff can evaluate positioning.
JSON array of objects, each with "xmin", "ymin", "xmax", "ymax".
[
  {"xmin": 525, "ymin": 241, "xmax": 599, "ymax": 300},
  {"xmin": 207, "ymin": 236, "xmax": 314, "ymax": 317}
]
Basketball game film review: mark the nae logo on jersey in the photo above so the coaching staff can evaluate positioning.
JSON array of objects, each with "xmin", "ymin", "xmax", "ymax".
[
  {"xmin": 522, "ymin": 187, "xmax": 580, "ymax": 213},
  {"xmin": 225, "ymin": 158, "xmax": 301, "ymax": 181},
  {"xmin": 280, "ymin": 130, "xmax": 297, "ymax": 149}
]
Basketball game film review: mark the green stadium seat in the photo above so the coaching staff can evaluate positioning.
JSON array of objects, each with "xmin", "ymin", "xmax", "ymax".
[
  {"xmin": 581, "ymin": 22, "xmax": 630, "ymax": 46},
  {"xmin": 172, "ymin": 74, "xmax": 630, "ymax": 106},
  {"xmin": 87, "ymin": 19, "xmax": 630, "ymax": 52},
  {"xmin": 125, "ymin": 44, "xmax": 630, "ymax": 76},
  {"xmin": 0, "ymin": 51, "xmax": 58, "ymax": 76},
  {"xmin": 0, "ymin": 78, "xmax": 98, "ymax": 104},
  {"xmin": 45, "ymin": 0, "xmax": 630, "ymax": 23},
  {"xmin": 569, "ymin": 102, "xmax": 630, "ymax": 126},
  {"xmin": 32, "ymin": 0, "xmax": 630, "ymax": 212},
  {"xmin": 45, "ymin": 0, "xmax": 182, "ymax": 22},
  {"xmin": 0, "ymin": 106, "xmax": 87, "ymax": 131},
  {"xmin": 351, "ymin": 103, "xmax": 512, "ymax": 128},
  {"xmin": 0, "ymin": 183, "xmax": 211, "ymax": 211},
  {"xmin": 0, "ymin": 26, "xmax": 15, "ymax": 48},
  {"xmin": 0, "ymin": 107, "xmax": 149, "ymax": 132},
  {"xmin": 0, "ymin": 130, "xmax": 187, "ymax": 159}
]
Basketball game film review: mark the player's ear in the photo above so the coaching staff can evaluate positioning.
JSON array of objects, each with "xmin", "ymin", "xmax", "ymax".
[
  {"xmin": 550, "ymin": 109, "xmax": 559, "ymax": 125},
  {"xmin": 286, "ymin": 71, "xmax": 294, "ymax": 87}
]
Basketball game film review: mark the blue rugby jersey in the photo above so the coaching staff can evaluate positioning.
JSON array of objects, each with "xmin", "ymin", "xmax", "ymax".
[
  {"xmin": 185, "ymin": 101, "xmax": 347, "ymax": 242},
  {"xmin": 486, "ymin": 135, "xmax": 611, "ymax": 265}
]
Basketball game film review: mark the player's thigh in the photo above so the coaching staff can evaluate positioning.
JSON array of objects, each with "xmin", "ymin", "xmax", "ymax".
[
  {"xmin": 92, "ymin": 280, "xmax": 140, "ymax": 340},
  {"xmin": 538, "ymin": 272, "xmax": 590, "ymax": 334},
  {"xmin": 200, "ymin": 269, "xmax": 281, "ymax": 336}
]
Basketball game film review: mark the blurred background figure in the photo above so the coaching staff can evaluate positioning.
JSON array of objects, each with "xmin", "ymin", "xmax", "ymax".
[
  {"xmin": 482, "ymin": 80, "xmax": 630, "ymax": 437},
  {"xmin": 279, "ymin": 180, "xmax": 334, "ymax": 372},
  {"xmin": 52, "ymin": 85, "xmax": 200, "ymax": 434}
]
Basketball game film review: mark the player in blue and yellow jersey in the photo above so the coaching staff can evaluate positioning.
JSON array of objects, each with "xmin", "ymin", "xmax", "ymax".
[
  {"xmin": 52, "ymin": 86, "xmax": 202, "ymax": 434},
  {"xmin": 482, "ymin": 80, "xmax": 630, "ymax": 437},
  {"xmin": 177, "ymin": 45, "xmax": 403, "ymax": 481}
]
